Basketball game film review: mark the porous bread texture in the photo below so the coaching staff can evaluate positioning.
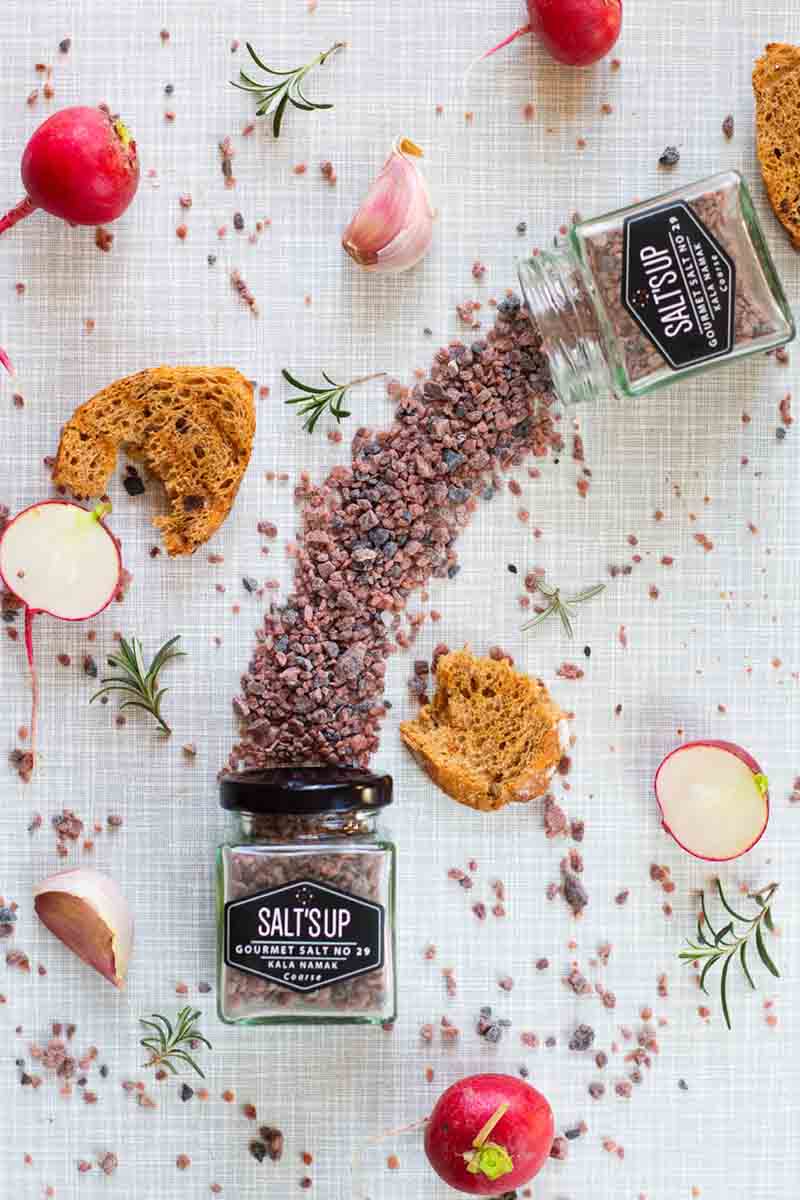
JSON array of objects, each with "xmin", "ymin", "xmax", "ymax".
[
  {"xmin": 53, "ymin": 366, "xmax": 255, "ymax": 556},
  {"xmin": 753, "ymin": 43, "xmax": 800, "ymax": 250},
  {"xmin": 400, "ymin": 648, "xmax": 565, "ymax": 812}
]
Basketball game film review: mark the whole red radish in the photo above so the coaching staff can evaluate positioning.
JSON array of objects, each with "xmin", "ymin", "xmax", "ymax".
[
  {"xmin": 425, "ymin": 1073, "xmax": 554, "ymax": 1194},
  {"xmin": 483, "ymin": 0, "xmax": 622, "ymax": 68},
  {"xmin": 0, "ymin": 105, "xmax": 139, "ymax": 237}
]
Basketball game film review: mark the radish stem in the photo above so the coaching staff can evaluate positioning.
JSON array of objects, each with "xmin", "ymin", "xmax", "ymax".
[
  {"xmin": 24, "ymin": 606, "xmax": 38, "ymax": 778},
  {"xmin": 0, "ymin": 195, "xmax": 37, "ymax": 236}
]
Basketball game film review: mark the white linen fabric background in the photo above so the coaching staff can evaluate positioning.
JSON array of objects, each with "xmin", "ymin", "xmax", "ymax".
[{"xmin": 0, "ymin": 1, "xmax": 799, "ymax": 1197}]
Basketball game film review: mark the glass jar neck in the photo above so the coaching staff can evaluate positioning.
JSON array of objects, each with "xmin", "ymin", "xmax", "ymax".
[
  {"xmin": 518, "ymin": 248, "xmax": 613, "ymax": 405},
  {"xmin": 235, "ymin": 806, "xmax": 379, "ymax": 843}
]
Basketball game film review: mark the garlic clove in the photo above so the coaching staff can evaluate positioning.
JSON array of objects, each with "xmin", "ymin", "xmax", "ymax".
[
  {"xmin": 34, "ymin": 867, "xmax": 133, "ymax": 988},
  {"xmin": 342, "ymin": 136, "xmax": 434, "ymax": 274}
]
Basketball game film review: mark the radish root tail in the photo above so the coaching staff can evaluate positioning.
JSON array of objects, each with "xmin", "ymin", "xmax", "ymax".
[
  {"xmin": 0, "ymin": 348, "xmax": 12, "ymax": 376},
  {"xmin": 0, "ymin": 195, "xmax": 37, "ymax": 237},
  {"xmin": 24, "ymin": 606, "xmax": 38, "ymax": 779},
  {"xmin": 463, "ymin": 23, "xmax": 532, "ymax": 84},
  {"xmin": 482, "ymin": 23, "xmax": 532, "ymax": 59},
  {"xmin": 351, "ymin": 1116, "xmax": 430, "ymax": 1195}
]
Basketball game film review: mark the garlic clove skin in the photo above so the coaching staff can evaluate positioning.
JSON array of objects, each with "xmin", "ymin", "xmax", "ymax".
[
  {"xmin": 34, "ymin": 867, "xmax": 133, "ymax": 988},
  {"xmin": 342, "ymin": 136, "xmax": 434, "ymax": 274}
]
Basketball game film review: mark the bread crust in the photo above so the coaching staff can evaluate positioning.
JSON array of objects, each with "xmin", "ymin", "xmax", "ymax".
[
  {"xmin": 753, "ymin": 42, "xmax": 800, "ymax": 250},
  {"xmin": 53, "ymin": 366, "xmax": 255, "ymax": 556},
  {"xmin": 400, "ymin": 649, "xmax": 565, "ymax": 812}
]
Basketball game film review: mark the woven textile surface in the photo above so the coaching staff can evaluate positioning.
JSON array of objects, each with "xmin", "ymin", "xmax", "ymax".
[{"xmin": 0, "ymin": 1, "xmax": 799, "ymax": 1197}]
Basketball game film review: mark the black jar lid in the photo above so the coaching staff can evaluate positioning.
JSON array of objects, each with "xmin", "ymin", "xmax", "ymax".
[{"xmin": 219, "ymin": 766, "xmax": 393, "ymax": 814}]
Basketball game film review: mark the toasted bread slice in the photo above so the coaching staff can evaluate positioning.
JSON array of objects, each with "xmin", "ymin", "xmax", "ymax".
[
  {"xmin": 400, "ymin": 648, "xmax": 565, "ymax": 812},
  {"xmin": 53, "ymin": 366, "xmax": 255, "ymax": 556},
  {"xmin": 754, "ymin": 42, "xmax": 800, "ymax": 249}
]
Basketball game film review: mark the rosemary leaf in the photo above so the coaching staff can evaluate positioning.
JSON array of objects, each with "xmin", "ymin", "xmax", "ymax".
[
  {"xmin": 282, "ymin": 368, "xmax": 386, "ymax": 434},
  {"xmin": 90, "ymin": 635, "xmax": 184, "ymax": 735},
  {"xmin": 755, "ymin": 923, "xmax": 780, "ymax": 977},
  {"xmin": 719, "ymin": 952, "xmax": 733, "ymax": 1030},
  {"xmin": 232, "ymin": 41, "xmax": 345, "ymax": 138},
  {"xmin": 678, "ymin": 881, "xmax": 780, "ymax": 1029},
  {"xmin": 521, "ymin": 580, "xmax": 605, "ymax": 639},
  {"xmin": 140, "ymin": 1006, "xmax": 211, "ymax": 1079}
]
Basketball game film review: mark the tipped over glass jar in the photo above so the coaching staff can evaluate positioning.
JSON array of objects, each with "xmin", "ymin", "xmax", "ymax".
[
  {"xmin": 217, "ymin": 766, "xmax": 396, "ymax": 1026},
  {"xmin": 518, "ymin": 171, "xmax": 795, "ymax": 405}
]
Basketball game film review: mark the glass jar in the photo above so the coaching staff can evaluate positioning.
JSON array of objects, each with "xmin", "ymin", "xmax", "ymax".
[
  {"xmin": 518, "ymin": 171, "xmax": 795, "ymax": 404},
  {"xmin": 217, "ymin": 766, "xmax": 396, "ymax": 1026}
]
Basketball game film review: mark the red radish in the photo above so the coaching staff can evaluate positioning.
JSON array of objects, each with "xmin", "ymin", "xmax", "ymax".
[
  {"xmin": 655, "ymin": 740, "xmax": 769, "ymax": 862},
  {"xmin": 0, "ymin": 105, "xmax": 139, "ymax": 237},
  {"xmin": 424, "ymin": 1073, "xmax": 554, "ymax": 1194},
  {"xmin": 483, "ymin": 0, "xmax": 622, "ymax": 68},
  {"xmin": 0, "ymin": 500, "xmax": 122, "ymax": 779}
]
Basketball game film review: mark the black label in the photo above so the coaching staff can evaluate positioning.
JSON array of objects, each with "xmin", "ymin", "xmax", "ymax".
[
  {"xmin": 621, "ymin": 202, "xmax": 736, "ymax": 369},
  {"xmin": 224, "ymin": 879, "xmax": 384, "ymax": 994}
]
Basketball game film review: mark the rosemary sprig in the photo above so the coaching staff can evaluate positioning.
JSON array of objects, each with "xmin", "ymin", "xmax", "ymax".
[
  {"xmin": 679, "ymin": 879, "xmax": 780, "ymax": 1029},
  {"xmin": 521, "ymin": 580, "xmax": 606, "ymax": 638},
  {"xmin": 283, "ymin": 368, "xmax": 386, "ymax": 434},
  {"xmin": 90, "ymin": 635, "xmax": 185, "ymax": 735},
  {"xmin": 140, "ymin": 1007, "xmax": 212, "ymax": 1078},
  {"xmin": 231, "ymin": 41, "xmax": 346, "ymax": 138}
]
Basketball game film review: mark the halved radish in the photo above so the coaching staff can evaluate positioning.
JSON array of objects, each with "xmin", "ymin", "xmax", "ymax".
[
  {"xmin": 0, "ymin": 500, "xmax": 122, "ymax": 779},
  {"xmin": 655, "ymin": 740, "xmax": 769, "ymax": 862}
]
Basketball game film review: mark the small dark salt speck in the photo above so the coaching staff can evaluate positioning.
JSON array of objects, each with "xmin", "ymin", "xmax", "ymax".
[
  {"xmin": 242, "ymin": 576, "xmax": 258, "ymax": 593},
  {"xmin": 233, "ymin": 212, "xmax": 245, "ymax": 232},
  {"xmin": 678, "ymin": 1079, "xmax": 689, "ymax": 1091},
  {"xmin": 164, "ymin": 83, "xmax": 174, "ymax": 95},
  {"xmin": 249, "ymin": 1140, "xmax": 266, "ymax": 1163},
  {"xmin": 776, "ymin": 427, "xmax": 787, "ymax": 440},
  {"xmin": 583, "ymin": 645, "xmax": 591, "ymax": 658},
  {"xmin": 564, "ymin": 1127, "xmax": 582, "ymax": 1140},
  {"xmin": 722, "ymin": 114, "xmax": 734, "ymax": 139},
  {"xmin": 180, "ymin": 1083, "xmax": 194, "ymax": 1101},
  {"xmin": 423, "ymin": 327, "xmax": 432, "ymax": 337},
  {"xmin": 207, "ymin": 254, "xmax": 217, "ymax": 266},
  {"xmin": 123, "ymin": 470, "xmax": 145, "ymax": 497},
  {"xmin": 659, "ymin": 145, "xmax": 680, "ymax": 167},
  {"xmin": 508, "ymin": 564, "xmax": 517, "ymax": 574},
  {"xmin": 99, "ymin": 1064, "xmax": 109, "ymax": 1077},
  {"xmin": 59, "ymin": 37, "xmax": 72, "ymax": 53},
  {"xmin": 516, "ymin": 221, "xmax": 527, "ymax": 235}
]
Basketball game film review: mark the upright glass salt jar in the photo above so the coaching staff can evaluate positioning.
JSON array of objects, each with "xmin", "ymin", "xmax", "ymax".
[
  {"xmin": 217, "ymin": 766, "xmax": 396, "ymax": 1026},
  {"xmin": 518, "ymin": 171, "xmax": 795, "ymax": 404}
]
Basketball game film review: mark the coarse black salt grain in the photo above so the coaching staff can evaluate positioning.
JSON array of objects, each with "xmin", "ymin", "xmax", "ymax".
[
  {"xmin": 123, "ymin": 468, "xmax": 145, "ymax": 497},
  {"xmin": 659, "ymin": 145, "xmax": 680, "ymax": 167}
]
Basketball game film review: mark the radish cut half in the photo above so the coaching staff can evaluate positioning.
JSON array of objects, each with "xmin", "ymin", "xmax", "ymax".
[
  {"xmin": 0, "ymin": 500, "xmax": 122, "ymax": 779},
  {"xmin": 1, "ymin": 500, "xmax": 121, "ymax": 619},
  {"xmin": 655, "ymin": 740, "xmax": 769, "ymax": 862}
]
